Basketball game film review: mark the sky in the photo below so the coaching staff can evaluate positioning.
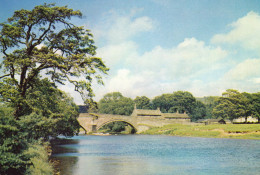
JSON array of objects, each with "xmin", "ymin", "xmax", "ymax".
[{"xmin": 1, "ymin": 0, "xmax": 260, "ymax": 104}]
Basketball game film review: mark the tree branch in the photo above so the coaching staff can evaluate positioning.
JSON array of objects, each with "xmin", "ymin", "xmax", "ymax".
[
  {"xmin": 0, "ymin": 74, "xmax": 11, "ymax": 79},
  {"xmin": 32, "ymin": 22, "xmax": 53, "ymax": 48},
  {"xmin": 0, "ymin": 37, "xmax": 9, "ymax": 57},
  {"xmin": 26, "ymin": 24, "xmax": 33, "ymax": 47}
]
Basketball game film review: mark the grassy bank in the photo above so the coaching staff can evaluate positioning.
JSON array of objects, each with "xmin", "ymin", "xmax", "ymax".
[{"xmin": 141, "ymin": 123, "xmax": 260, "ymax": 139}]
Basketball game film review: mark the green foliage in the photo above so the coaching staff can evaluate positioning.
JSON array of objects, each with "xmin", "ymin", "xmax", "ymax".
[
  {"xmin": 152, "ymin": 91, "xmax": 206, "ymax": 121},
  {"xmin": 249, "ymin": 92, "xmax": 260, "ymax": 122},
  {"xmin": 152, "ymin": 93, "xmax": 174, "ymax": 113},
  {"xmin": 152, "ymin": 91, "xmax": 196, "ymax": 113},
  {"xmin": 0, "ymin": 105, "xmax": 28, "ymax": 175},
  {"xmin": 100, "ymin": 121, "xmax": 127, "ymax": 133},
  {"xmin": 99, "ymin": 121, "xmax": 136, "ymax": 134},
  {"xmin": 134, "ymin": 96, "xmax": 151, "ymax": 109},
  {"xmin": 0, "ymin": 89, "xmax": 78, "ymax": 174},
  {"xmin": 24, "ymin": 141, "xmax": 53, "ymax": 175},
  {"xmin": 0, "ymin": 4, "xmax": 102, "ymax": 174},
  {"xmin": 213, "ymin": 89, "xmax": 251, "ymax": 121},
  {"xmin": 197, "ymin": 96, "xmax": 219, "ymax": 118},
  {"xmin": 0, "ymin": 3, "xmax": 108, "ymax": 118},
  {"xmin": 191, "ymin": 101, "xmax": 206, "ymax": 121},
  {"xmin": 98, "ymin": 92, "xmax": 134, "ymax": 115},
  {"xmin": 14, "ymin": 78, "xmax": 81, "ymax": 140}
]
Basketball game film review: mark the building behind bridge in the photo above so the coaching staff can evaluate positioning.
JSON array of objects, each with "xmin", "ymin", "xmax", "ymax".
[{"xmin": 131, "ymin": 106, "xmax": 190, "ymax": 122}]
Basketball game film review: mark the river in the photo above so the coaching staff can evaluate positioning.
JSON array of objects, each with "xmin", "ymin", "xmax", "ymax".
[{"xmin": 51, "ymin": 135, "xmax": 260, "ymax": 175}]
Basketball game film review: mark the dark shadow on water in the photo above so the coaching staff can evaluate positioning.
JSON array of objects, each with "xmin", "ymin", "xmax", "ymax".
[
  {"xmin": 51, "ymin": 138, "xmax": 79, "ymax": 154},
  {"xmin": 51, "ymin": 156, "xmax": 78, "ymax": 175},
  {"xmin": 51, "ymin": 138, "xmax": 80, "ymax": 175}
]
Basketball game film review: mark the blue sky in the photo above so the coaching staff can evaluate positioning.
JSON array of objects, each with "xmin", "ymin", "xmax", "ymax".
[{"xmin": 1, "ymin": 0, "xmax": 260, "ymax": 104}]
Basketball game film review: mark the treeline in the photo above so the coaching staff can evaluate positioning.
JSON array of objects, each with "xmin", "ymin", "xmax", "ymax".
[
  {"xmin": 96, "ymin": 91, "xmax": 205, "ymax": 121},
  {"xmin": 94, "ymin": 89, "xmax": 260, "ymax": 122}
]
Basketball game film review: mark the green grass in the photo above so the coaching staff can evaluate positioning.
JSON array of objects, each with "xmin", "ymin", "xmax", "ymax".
[{"xmin": 141, "ymin": 124, "xmax": 260, "ymax": 139}]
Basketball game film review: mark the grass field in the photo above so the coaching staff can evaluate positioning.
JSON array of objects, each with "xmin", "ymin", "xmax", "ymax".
[{"xmin": 141, "ymin": 123, "xmax": 260, "ymax": 140}]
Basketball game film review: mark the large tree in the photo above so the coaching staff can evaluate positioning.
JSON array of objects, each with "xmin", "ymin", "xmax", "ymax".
[
  {"xmin": 244, "ymin": 92, "xmax": 260, "ymax": 122},
  {"xmin": 0, "ymin": 3, "xmax": 108, "ymax": 118},
  {"xmin": 213, "ymin": 89, "xmax": 249, "ymax": 121}
]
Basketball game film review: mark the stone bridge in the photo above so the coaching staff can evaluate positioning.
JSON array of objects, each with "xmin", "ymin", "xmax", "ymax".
[
  {"xmin": 78, "ymin": 113, "xmax": 139, "ymax": 133},
  {"xmin": 78, "ymin": 108, "xmax": 191, "ymax": 134}
]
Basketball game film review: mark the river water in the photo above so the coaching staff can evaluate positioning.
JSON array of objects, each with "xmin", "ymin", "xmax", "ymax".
[{"xmin": 51, "ymin": 135, "xmax": 260, "ymax": 175}]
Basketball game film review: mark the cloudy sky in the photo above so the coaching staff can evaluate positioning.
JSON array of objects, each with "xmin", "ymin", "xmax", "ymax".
[{"xmin": 1, "ymin": 0, "xmax": 260, "ymax": 104}]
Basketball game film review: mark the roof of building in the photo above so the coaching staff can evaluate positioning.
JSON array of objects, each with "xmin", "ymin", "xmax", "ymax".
[
  {"xmin": 163, "ymin": 112, "xmax": 190, "ymax": 119},
  {"xmin": 132, "ymin": 108, "xmax": 162, "ymax": 116}
]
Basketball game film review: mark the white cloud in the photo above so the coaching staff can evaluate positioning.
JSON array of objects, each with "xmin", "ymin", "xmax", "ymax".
[
  {"xmin": 93, "ymin": 37, "xmax": 228, "ymax": 100},
  {"xmin": 35, "ymin": 43, "xmax": 45, "ymax": 50},
  {"xmin": 134, "ymin": 38, "xmax": 227, "ymax": 80},
  {"xmin": 93, "ymin": 9, "xmax": 155, "ymax": 44},
  {"xmin": 107, "ymin": 15, "xmax": 153, "ymax": 42},
  {"xmin": 97, "ymin": 41, "xmax": 138, "ymax": 67},
  {"xmin": 223, "ymin": 58, "xmax": 260, "ymax": 82},
  {"xmin": 252, "ymin": 78, "xmax": 260, "ymax": 84},
  {"xmin": 211, "ymin": 11, "xmax": 260, "ymax": 51},
  {"xmin": 106, "ymin": 69, "xmax": 142, "ymax": 95}
]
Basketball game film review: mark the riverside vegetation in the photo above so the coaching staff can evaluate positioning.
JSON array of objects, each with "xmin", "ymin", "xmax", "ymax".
[{"xmin": 0, "ymin": 4, "xmax": 108, "ymax": 175}]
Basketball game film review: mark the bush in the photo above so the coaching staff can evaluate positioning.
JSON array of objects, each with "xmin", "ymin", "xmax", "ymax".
[{"xmin": 24, "ymin": 141, "xmax": 53, "ymax": 175}]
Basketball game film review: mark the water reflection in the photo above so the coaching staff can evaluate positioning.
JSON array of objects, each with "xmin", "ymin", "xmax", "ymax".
[
  {"xmin": 51, "ymin": 139, "xmax": 79, "ymax": 175},
  {"xmin": 52, "ymin": 156, "xmax": 78, "ymax": 175},
  {"xmin": 51, "ymin": 135, "xmax": 260, "ymax": 175}
]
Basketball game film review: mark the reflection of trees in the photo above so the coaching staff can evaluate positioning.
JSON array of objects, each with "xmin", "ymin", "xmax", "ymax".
[
  {"xmin": 52, "ymin": 156, "xmax": 79, "ymax": 175},
  {"xmin": 51, "ymin": 139, "xmax": 79, "ymax": 175}
]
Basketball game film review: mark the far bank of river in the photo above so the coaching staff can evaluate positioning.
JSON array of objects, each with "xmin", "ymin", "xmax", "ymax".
[
  {"xmin": 140, "ymin": 123, "xmax": 260, "ymax": 140},
  {"xmin": 51, "ymin": 135, "xmax": 260, "ymax": 175}
]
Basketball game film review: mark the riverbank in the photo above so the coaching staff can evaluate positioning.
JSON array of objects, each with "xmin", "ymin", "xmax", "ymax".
[{"xmin": 141, "ymin": 123, "xmax": 260, "ymax": 139}]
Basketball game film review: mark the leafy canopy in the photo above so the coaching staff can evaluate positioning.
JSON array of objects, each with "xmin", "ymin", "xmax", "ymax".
[
  {"xmin": 134, "ymin": 96, "xmax": 151, "ymax": 109},
  {"xmin": 98, "ymin": 92, "xmax": 134, "ymax": 116},
  {"xmin": 152, "ymin": 91, "xmax": 206, "ymax": 121},
  {"xmin": 0, "ymin": 3, "xmax": 108, "ymax": 117},
  {"xmin": 213, "ymin": 89, "xmax": 250, "ymax": 120}
]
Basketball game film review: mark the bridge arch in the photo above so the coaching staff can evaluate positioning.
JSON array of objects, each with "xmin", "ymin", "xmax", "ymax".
[{"xmin": 97, "ymin": 119, "xmax": 138, "ymax": 133}]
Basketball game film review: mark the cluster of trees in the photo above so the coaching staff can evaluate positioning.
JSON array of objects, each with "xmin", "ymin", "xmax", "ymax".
[
  {"xmin": 213, "ymin": 89, "xmax": 260, "ymax": 122},
  {"xmin": 98, "ymin": 92, "xmax": 134, "ymax": 115},
  {"xmin": 97, "ymin": 89, "xmax": 260, "ymax": 123},
  {"xmin": 0, "ymin": 4, "xmax": 107, "ymax": 174},
  {"xmin": 97, "ymin": 91, "xmax": 207, "ymax": 121}
]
